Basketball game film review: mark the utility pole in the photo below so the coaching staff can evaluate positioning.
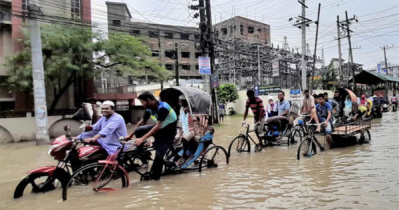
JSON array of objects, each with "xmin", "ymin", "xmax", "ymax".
[
  {"xmin": 382, "ymin": 45, "xmax": 394, "ymax": 75},
  {"xmin": 337, "ymin": 15, "xmax": 343, "ymax": 86},
  {"xmin": 310, "ymin": 3, "xmax": 321, "ymax": 92},
  {"xmin": 301, "ymin": 0, "xmax": 307, "ymax": 92},
  {"xmin": 175, "ymin": 43, "xmax": 180, "ymax": 86},
  {"xmin": 257, "ymin": 45, "xmax": 261, "ymax": 83},
  {"xmin": 345, "ymin": 11, "xmax": 355, "ymax": 91},
  {"xmin": 290, "ymin": 0, "xmax": 312, "ymax": 91},
  {"xmin": 29, "ymin": 1, "xmax": 50, "ymax": 145}
]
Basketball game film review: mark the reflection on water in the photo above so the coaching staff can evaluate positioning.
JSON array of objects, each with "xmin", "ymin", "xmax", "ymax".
[{"xmin": 1, "ymin": 114, "xmax": 398, "ymax": 210}]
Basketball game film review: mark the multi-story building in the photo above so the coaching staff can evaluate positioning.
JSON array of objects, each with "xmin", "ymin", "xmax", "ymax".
[
  {"xmin": 367, "ymin": 62, "xmax": 399, "ymax": 79},
  {"xmin": 105, "ymin": 1, "xmax": 203, "ymax": 86},
  {"xmin": 214, "ymin": 16, "xmax": 271, "ymax": 45},
  {"xmin": 0, "ymin": 0, "xmax": 91, "ymax": 111}
]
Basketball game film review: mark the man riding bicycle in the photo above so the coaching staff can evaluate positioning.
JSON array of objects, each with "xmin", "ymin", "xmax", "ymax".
[
  {"xmin": 243, "ymin": 90, "xmax": 266, "ymax": 149},
  {"xmin": 76, "ymin": 101, "xmax": 128, "ymax": 155},
  {"xmin": 308, "ymin": 94, "xmax": 333, "ymax": 149},
  {"xmin": 126, "ymin": 91, "xmax": 178, "ymax": 180}
]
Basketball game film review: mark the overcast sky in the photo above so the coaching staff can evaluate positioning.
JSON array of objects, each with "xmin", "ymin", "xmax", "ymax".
[{"xmin": 91, "ymin": 0, "xmax": 399, "ymax": 69}]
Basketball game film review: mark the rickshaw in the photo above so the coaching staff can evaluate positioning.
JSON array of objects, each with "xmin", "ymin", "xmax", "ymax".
[
  {"xmin": 159, "ymin": 86, "xmax": 229, "ymax": 173},
  {"xmin": 297, "ymin": 88, "xmax": 371, "ymax": 160}
]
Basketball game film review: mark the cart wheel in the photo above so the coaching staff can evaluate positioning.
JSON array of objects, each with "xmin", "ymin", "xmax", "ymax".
[{"xmin": 360, "ymin": 129, "xmax": 371, "ymax": 144}]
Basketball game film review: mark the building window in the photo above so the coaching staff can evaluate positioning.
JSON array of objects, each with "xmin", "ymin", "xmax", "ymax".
[
  {"xmin": 165, "ymin": 64, "xmax": 173, "ymax": 70},
  {"xmin": 181, "ymin": 52, "xmax": 190, "ymax": 58},
  {"xmin": 195, "ymin": 52, "xmax": 202, "ymax": 58},
  {"xmin": 258, "ymin": 28, "xmax": 262, "ymax": 33},
  {"xmin": 130, "ymin": 30, "xmax": 140, "ymax": 36},
  {"xmin": 194, "ymin": 34, "xmax": 200, "ymax": 40},
  {"xmin": 182, "ymin": 65, "xmax": 191, "ymax": 70},
  {"xmin": 112, "ymin": 20, "xmax": 121, "ymax": 26},
  {"xmin": 71, "ymin": 0, "xmax": 81, "ymax": 20},
  {"xmin": 22, "ymin": 0, "xmax": 29, "ymax": 22},
  {"xmin": 248, "ymin": 26, "xmax": 254, "ymax": 34},
  {"xmin": 221, "ymin": 28, "xmax": 227, "ymax": 35},
  {"xmin": 151, "ymin": 50, "xmax": 159, "ymax": 57},
  {"xmin": 149, "ymin": 31, "xmax": 159, "ymax": 38},
  {"xmin": 181, "ymin": 33, "xmax": 189, "ymax": 40},
  {"xmin": 240, "ymin": 25, "xmax": 244, "ymax": 35},
  {"xmin": 195, "ymin": 65, "xmax": 199, "ymax": 70},
  {"xmin": 165, "ymin": 50, "xmax": 176, "ymax": 59},
  {"xmin": 164, "ymin": 32, "xmax": 173, "ymax": 39}
]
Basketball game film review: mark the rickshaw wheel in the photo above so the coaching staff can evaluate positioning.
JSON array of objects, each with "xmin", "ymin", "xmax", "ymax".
[
  {"xmin": 360, "ymin": 129, "xmax": 371, "ymax": 144},
  {"xmin": 199, "ymin": 146, "xmax": 229, "ymax": 172}
]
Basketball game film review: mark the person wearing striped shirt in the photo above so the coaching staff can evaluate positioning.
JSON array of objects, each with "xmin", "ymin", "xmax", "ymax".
[{"xmin": 243, "ymin": 90, "xmax": 266, "ymax": 148}]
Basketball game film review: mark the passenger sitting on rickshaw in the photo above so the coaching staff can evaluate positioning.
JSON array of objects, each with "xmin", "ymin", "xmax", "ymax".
[
  {"xmin": 265, "ymin": 96, "xmax": 278, "ymax": 121},
  {"xmin": 266, "ymin": 91, "xmax": 291, "ymax": 141},
  {"xmin": 174, "ymin": 95, "xmax": 195, "ymax": 165},
  {"xmin": 126, "ymin": 92, "xmax": 178, "ymax": 180},
  {"xmin": 354, "ymin": 95, "xmax": 368, "ymax": 120},
  {"xmin": 343, "ymin": 95, "xmax": 353, "ymax": 117},
  {"xmin": 308, "ymin": 94, "xmax": 333, "ymax": 149}
]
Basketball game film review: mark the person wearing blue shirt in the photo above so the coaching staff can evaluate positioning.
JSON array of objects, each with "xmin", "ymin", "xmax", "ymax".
[
  {"xmin": 308, "ymin": 93, "xmax": 333, "ymax": 149},
  {"xmin": 277, "ymin": 91, "xmax": 290, "ymax": 116},
  {"xmin": 77, "ymin": 101, "xmax": 127, "ymax": 155},
  {"xmin": 126, "ymin": 91, "xmax": 177, "ymax": 180}
]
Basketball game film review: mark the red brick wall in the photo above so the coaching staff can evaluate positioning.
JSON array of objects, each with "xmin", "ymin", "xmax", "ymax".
[
  {"xmin": 12, "ymin": 0, "xmax": 24, "ymax": 53},
  {"xmin": 81, "ymin": 0, "xmax": 91, "ymax": 23}
]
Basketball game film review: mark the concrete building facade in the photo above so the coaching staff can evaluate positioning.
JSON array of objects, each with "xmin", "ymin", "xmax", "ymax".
[
  {"xmin": 0, "ymin": 0, "xmax": 91, "ymax": 112},
  {"xmin": 214, "ymin": 16, "xmax": 271, "ymax": 45},
  {"xmin": 105, "ymin": 2, "xmax": 203, "ymax": 83}
]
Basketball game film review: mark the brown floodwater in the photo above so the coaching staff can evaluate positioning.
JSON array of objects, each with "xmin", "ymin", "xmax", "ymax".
[{"xmin": 1, "ymin": 114, "xmax": 398, "ymax": 210}]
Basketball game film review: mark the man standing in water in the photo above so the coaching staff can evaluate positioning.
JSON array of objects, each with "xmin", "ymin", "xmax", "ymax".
[
  {"xmin": 243, "ymin": 90, "xmax": 266, "ymax": 149},
  {"xmin": 126, "ymin": 92, "xmax": 177, "ymax": 180}
]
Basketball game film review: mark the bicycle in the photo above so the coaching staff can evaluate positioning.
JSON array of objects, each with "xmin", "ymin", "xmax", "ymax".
[
  {"xmin": 62, "ymin": 140, "xmax": 152, "ymax": 201},
  {"xmin": 288, "ymin": 114, "xmax": 313, "ymax": 145},
  {"xmin": 296, "ymin": 123, "xmax": 327, "ymax": 160},
  {"xmin": 228, "ymin": 123, "xmax": 263, "ymax": 157}
]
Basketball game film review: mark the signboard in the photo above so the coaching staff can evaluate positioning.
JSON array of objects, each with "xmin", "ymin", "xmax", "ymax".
[
  {"xmin": 290, "ymin": 89, "xmax": 301, "ymax": 98},
  {"xmin": 377, "ymin": 63, "xmax": 381, "ymax": 74},
  {"xmin": 272, "ymin": 61, "xmax": 279, "ymax": 77},
  {"xmin": 116, "ymin": 100, "xmax": 129, "ymax": 111},
  {"xmin": 198, "ymin": 56, "xmax": 211, "ymax": 75},
  {"xmin": 254, "ymin": 85, "xmax": 259, "ymax": 96},
  {"xmin": 258, "ymin": 86, "xmax": 281, "ymax": 96},
  {"xmin": 211, "ymin": 72, "xmax": 219, "ymax": 88}
]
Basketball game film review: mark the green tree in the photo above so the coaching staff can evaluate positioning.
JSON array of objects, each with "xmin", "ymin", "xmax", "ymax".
[
  {"xmin": 3, "ymin": 24, "xmax": 170, "ymax": 113},
  {"xmin": 217, "ymin": 83, "xmax": 239, "ymax": 105}
]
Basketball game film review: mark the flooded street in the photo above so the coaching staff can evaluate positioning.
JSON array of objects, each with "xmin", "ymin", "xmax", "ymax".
[{"xmin": 1, "ymin": 113, "xmax": 399, "ymax": 210}]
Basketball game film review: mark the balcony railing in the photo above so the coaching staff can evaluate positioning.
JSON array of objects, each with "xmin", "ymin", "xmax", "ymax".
[{"xmin": 96, "ymin": 84, "xmax": 136, "ymax": 94}]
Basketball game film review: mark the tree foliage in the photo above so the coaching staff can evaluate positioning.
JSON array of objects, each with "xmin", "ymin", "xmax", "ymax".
[
  {"xmin": 217, "ymin": 83, "xmax": 239, "ymax": 105},
  {"xmin": 3, "ymin": 24, "xmax": 170, "ymax": 113}
]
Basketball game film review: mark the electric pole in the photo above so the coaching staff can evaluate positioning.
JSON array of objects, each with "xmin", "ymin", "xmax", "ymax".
[
  {"xmin": 290, "ymin": 0, "xmax": 312, "ymax": 91},
  {"xmin": 336, "ymin": 15, "xmax": 343, "ymax": 86},
  {"xmin": 175, "ymin": 43, "xmax": 180, "ymax": 86},
  {"xmin": 382, "ymin": 45, "xmax": 394, "ymax": 75},
  {"xmin": 257, "ymin": 45, "xmax": 261, "ymax": 83},
  {"xmin": 345, "ymin": 11, "xmax": 357, "ymax": 91},
  {"xmin": 29, "ymin": 1, "xmax": 50, "ymax": 145},
  {"xmin": 310, "ymin": 3, "xmax": 321, "ymax": 92}
]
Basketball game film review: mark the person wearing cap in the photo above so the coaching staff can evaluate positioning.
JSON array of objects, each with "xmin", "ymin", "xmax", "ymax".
[
  {"xmin": 175, "ymin": 95, "xmax": 195, "ymax": 164},
  {"xmin": 126, "ymin": 91, "xmax": 177, "ymax": 180},
  {"xmin": 76, "ymin": 100, "xmax": 127, "ymax": 155},
  {"xmin": 301, "ymin": 90, "xmax": 315, "ymax": 115}
]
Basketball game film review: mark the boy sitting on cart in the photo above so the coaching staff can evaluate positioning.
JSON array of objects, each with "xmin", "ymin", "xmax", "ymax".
[{"xmin": 307, "ymin": 93, "xmax": 333, "ymax": 149}]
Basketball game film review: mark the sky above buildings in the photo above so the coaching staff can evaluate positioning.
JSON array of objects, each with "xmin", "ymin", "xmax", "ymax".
[{"xmin": 92, "ymin": 0, "xmax": 399, "ymax": 69}]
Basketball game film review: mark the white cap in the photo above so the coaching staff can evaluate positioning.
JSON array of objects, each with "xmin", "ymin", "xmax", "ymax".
[
  {"xmin": 373, "ymin": 95, "xmax": 377, "ymax": 98},
  {"xmin": 268, "ymin": 96, "xmax": 273, "ymax": 101},
  {"xmin": 179, "ymin": 95, "xmax": 186, "ymax": 100},
  {"xmin": 102, "ymin": 100, "xmax": 115, "ymax": 107}
]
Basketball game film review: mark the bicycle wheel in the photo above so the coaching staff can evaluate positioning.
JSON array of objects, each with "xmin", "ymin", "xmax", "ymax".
[
  {"xmin": 228, "ymin": 135, "xmax": 250, "ymax": 156},
  {"xmin": 297, "ymin": 138, "xmax": 313, "ymax": 160},
  {"xmin": 291, "ymin": 129, "xmax": 302, "ymax": 144},
  {"xmin": 62, "ymin": 163, "xmax": 128, "ymax": 201},
  {"xmin": 199, "ymin": 146, "xmax": 229, "ymax": 172}
]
